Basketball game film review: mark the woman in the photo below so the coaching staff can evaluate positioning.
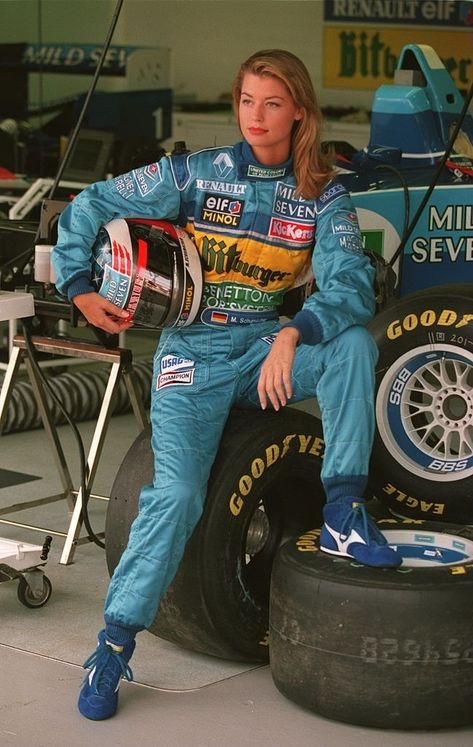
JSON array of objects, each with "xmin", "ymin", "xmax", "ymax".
[{"xmin": 53, "ymin": 49, "xmax": 401, "ymax": 721}]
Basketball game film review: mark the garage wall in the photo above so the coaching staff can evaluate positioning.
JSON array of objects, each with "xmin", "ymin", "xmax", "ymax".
[{"xmin": 0, "ymin": 0, "xmax": 374, "ymax": 109}]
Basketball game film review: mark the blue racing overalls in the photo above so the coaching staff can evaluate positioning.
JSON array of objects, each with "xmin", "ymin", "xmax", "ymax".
[{"xmin": 53, "ymin": 142, "xmax": 377, "ymax": 634}]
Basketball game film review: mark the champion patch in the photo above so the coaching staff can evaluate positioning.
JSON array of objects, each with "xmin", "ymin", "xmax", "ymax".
[{"xmin": 157, "ymin": 369, "xmax": 195, "ymax": 389}]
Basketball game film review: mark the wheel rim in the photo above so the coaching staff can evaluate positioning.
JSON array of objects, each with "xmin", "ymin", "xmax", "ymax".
[
  {"xmin": 241, "ymin": 475, "xmax": 320, "ymax": 607},
  {"xmin": 376, "ymin": 344, "xmax": 473, "ymax": 481},
  {"xmin": 382, "ymin": 528, "xmax": 473, "ymax": 567},
  {"xmin": 245, "ymin": 504, "xmax": 270, "ymax": 557}
]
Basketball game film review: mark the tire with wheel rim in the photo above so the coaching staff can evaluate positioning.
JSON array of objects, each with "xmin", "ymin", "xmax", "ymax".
[
  {"xmin": 269, "ymin": 513, "xmax": 473, "ymax": 730},
  {"xmin": 368, "ymin": 284, "xmax": 473, "ymax": 523},
  {"xmin": 105, "ymin": 407, "xmax": 325, "ymax": 661}
]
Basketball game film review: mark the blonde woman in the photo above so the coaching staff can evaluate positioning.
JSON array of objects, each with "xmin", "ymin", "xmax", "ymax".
[{"xmin": 53, "ymin": 49, "xmax": 401, "ymax": 721}]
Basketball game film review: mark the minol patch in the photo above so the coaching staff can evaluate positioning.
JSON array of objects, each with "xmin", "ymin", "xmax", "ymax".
[{"xmin": 200, "ymin": 193, "xmax": 244, "ymax": 227}]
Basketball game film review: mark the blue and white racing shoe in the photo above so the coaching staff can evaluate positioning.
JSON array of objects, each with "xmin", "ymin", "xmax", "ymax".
[
  {"xmin": 320, "ymin": 497, "xmax": 402, "ymax": 568},
  {"xmin": 78, "ymin": 630, "xmax": 135, "ymax": 720}
]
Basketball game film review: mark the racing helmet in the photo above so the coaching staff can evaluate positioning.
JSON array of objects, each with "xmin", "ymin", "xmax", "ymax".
[{"xmin": 91, "ymin": 219, "xmax": 203, "ymax": 328}]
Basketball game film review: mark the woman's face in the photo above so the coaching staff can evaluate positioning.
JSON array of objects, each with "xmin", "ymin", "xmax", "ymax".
[{"xmin": 238, "ymin": 72, "xmax": 303, "ymax": 165}]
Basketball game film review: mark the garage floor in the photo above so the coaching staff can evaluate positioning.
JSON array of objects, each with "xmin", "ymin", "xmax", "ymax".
[{"xmin": 1, "ymin": 402, "xmax": 473, "ymax": 746}]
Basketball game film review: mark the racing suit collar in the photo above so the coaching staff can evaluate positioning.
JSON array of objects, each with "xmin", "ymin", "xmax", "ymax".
[{"xmin": 236, "ymin": 141, "xmax": 294, "ymax": 181}]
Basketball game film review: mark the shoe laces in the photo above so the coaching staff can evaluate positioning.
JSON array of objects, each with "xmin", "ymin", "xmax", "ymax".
[
  {"xmin": 339, "ymin": 501, "xmax": 387, "ymax": 546},
  {"xmin": 83, "ymin": 641, "xmax": 134, "ymax": 695}
]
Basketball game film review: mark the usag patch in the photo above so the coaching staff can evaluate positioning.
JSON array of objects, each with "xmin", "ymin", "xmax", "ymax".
[{"xmin": 160, "ymin": 355, "xmax": 195, "ymax": 373}]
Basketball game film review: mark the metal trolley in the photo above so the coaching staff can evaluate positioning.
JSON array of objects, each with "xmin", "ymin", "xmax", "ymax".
[{"xmin": 0, "ymin": 535, "xmax": 52, "ymax": 607}]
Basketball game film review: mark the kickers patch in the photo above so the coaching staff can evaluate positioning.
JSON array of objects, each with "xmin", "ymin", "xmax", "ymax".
[{"xmin": 157, "ymin": 354, "xmax": 195, "ymax": 389}]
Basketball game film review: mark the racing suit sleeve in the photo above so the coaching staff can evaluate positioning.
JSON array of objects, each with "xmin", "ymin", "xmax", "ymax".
[
  {"xmin": 281, "ymin": 187, "xmax": 376, "ymax": 345},
  {"xmin": 52, "ymin": 157, "xmax": 182, "ymax": 300}
]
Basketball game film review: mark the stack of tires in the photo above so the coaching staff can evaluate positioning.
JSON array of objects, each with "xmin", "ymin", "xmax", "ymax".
[
  {"xmin": 105, "ymin": 285, "xmax": 473, "ymax": 729},
  {"xmin": 269, "ymin": 285, "xmax": 473, "ymax": 729}
]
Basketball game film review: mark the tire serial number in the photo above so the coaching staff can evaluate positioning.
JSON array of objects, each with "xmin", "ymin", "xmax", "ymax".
[{"xmin": 360, "ymin": 636, "xmax": 473, "ymax": 665}]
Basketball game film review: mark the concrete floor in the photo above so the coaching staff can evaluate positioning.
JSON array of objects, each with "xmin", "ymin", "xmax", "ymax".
[{"xmin": 1, "ymin": 398, "xmax": 473, "ymax": 746}]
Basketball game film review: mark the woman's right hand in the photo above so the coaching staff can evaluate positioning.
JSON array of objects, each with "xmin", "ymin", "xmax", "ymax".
[{"xmin": 73, "ymin": 292, "xmax": 133, "ymax": 334}]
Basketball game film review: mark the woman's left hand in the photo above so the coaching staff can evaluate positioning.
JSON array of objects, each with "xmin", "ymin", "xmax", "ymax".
[{"xmin": 257, "ymin": 326, "xmax": 300, "ymax": 410}]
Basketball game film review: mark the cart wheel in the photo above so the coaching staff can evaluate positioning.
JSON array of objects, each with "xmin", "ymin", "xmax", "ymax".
[{"xmin": 17, "ymin": 575, "xmax": 52, "ymax": 608}]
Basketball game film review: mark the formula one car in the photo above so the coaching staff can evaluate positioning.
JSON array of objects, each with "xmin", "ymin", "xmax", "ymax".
[{"xmin": 336, "ymin": 44, "xmax": 473, "ymax": 525}]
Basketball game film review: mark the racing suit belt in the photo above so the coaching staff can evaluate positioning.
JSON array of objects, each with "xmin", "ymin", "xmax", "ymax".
[{"xmin": 200, "ymin": 307, "xmax": 279, "ymax": 327}]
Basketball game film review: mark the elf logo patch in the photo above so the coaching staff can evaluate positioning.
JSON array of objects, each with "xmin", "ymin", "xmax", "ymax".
[{"xmin": 201, "ymin": 193, "xmax": 244, "ymax": 227}]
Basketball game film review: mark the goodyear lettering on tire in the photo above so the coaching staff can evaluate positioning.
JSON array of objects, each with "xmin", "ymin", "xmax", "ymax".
[
  {"xmin": 229, "ymin": 433, "xmax": 325, "ymax": 516},
  {"xmin": 387, "ymin": 308, "xmax": 473, "ymax": 340}
]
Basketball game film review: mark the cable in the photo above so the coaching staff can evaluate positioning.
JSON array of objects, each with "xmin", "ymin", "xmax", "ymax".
[
  {"xmin": 374, "ymin": 163, "xmax": 410, "ymax": 249},
  {"xmin": 21, "ymin": 321, "xmax": 105, "ymax": 549},
  {"xmin": 47, "ymin": 0, "xmax": 124, "ymax": 199}
]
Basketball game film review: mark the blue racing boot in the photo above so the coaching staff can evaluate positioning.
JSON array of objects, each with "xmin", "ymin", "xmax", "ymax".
[
  {"xmin": 320, "ymin": 497, "xmax": 402, "ymax": 568},
  {"xmin": 78, "ymin": 629, "xmax": 135, "ymax": 720}
]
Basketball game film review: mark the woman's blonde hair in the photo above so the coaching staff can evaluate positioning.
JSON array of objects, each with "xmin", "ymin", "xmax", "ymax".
[{"xmin": 232, "ymin": 49, "xmax": 335, "ymax": 199}]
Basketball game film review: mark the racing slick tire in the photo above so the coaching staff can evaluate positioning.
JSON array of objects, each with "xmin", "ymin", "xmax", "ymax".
[
  {"xmin": 269, "ymin": 516, "xmax": 473, "ymax": 730},
  {"xmin": 367, "ymin": 284, "xmax": 473, "ymax": 523},
  {"xmin": 105, "ymin": 407, "xmax": 325, "ymax": 662}
]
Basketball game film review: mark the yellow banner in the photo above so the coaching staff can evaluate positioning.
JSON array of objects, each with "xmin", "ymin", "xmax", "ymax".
[{"xmin": 323, "ymin": 27, "xmax": 472, "ymax": 90}]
